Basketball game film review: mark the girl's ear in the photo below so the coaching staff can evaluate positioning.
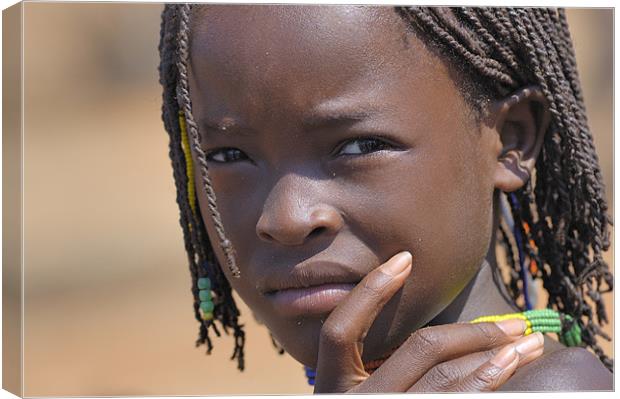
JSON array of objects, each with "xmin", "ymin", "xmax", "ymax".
[{"xmin": 487, "ymin": 85, "xmax": 551, "ymax": 193}]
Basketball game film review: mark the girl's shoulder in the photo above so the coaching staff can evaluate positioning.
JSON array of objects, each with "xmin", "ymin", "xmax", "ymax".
[{"xmin": 499, "ymin": 336, "xmax": 613, "ymax": 391}]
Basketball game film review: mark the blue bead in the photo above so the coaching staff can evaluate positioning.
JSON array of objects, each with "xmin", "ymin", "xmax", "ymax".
[
  {"xmin": 199, "ymin": 290, "xmax": 211, "ymax": 301},
  {"xmin": 304, "ymin": 365, "xmax": 317, "ymax": 385},
  {"xmin": 200, "ymin": 301, "xmax": 214, "ymax": 313},
  {"xmin": 197, "ymin": 277, "xmax": 211, "ymax": 290}
]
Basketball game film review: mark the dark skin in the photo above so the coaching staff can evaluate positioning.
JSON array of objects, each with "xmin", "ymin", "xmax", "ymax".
[{"xmin": 185, "ymin": 5, "xmax": 612, "ymax": 392}]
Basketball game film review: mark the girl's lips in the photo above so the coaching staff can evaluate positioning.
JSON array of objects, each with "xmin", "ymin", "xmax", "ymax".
[{"xmin": 266, "ymin": 283, "xmax": 357, "ymax": 317}]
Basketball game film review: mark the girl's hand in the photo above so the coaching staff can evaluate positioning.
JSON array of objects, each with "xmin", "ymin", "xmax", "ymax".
[{"xmin": 313, "ymin": 251, "xmax": 545, "ymax": 393}]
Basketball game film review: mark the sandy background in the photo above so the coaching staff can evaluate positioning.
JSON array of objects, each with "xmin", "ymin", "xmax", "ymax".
[{"xmin": 10, "ymin": 3, "xmax": 613, "ymax": 396}]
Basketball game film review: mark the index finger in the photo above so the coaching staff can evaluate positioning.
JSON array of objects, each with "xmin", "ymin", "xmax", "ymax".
[{"xmin": 314, "ymin": 251, "xmax": 413, "ymax": 393}]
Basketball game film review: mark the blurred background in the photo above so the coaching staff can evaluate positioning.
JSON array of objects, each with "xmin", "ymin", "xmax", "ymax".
[{"xmin": 13, "ymin": 3, "xmax": 613, "ymax": 396}]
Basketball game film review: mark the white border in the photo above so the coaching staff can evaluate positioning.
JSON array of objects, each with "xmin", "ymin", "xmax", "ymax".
[{"xmin": 0, "ymin": 1, "xmax": 616, "ymax": 399}]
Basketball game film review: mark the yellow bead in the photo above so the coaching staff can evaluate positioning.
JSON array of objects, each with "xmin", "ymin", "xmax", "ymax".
[
  {"xmin": 179, "ymin": 111, "xmax": 197, "ymax": 215},
  {"xmin": 202, "ymin": 312, "xmax": 214, "ymax": 321}
]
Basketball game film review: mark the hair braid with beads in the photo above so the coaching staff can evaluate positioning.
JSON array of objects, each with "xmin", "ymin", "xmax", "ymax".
[
  {"xmin": 158, "ymin": 3, "xmax": 245, "ymax": 370},
  {"xmin": 158, "ymin": 5, "xmax": 613, "ymax": 372}
]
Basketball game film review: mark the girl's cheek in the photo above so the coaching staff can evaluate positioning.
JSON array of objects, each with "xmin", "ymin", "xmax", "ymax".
[
  {"xmin": 195, "ymin": 163, "xmax": 263, "ymax": 224},
  {"xmin": 199, "ymin": 163, "xmax": 258, "ymax": 195}
]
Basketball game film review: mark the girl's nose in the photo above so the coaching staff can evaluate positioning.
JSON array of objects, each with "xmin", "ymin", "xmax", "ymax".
[{"xmin": 255, "ymin": 176, "xmax": 344, "ymax": 246}]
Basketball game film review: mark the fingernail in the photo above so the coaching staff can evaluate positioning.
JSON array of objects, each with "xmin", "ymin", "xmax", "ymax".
[
  {"xmin": 495, "ymin": 318, "xmax": 527, "ymax": 337},
  {"xmin": 490, "ymin": 344, "xmax": 518, "ymax": 369},
  {"xmin": 381, "ymin": 251, "xmax": 412, "ymax": 276},
  {"xmin": 514, "ymin": 332, "xmax": 544, "ymax": 356}
]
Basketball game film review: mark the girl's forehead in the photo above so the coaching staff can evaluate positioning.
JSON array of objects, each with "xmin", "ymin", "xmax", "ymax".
[
  {"xmin": 189, "ymin": 5, "xmax": 413, "ymax": 67},
  {"xmin": 190, "ymin": 5, "xmax": 405, "ymax": 42},
  {"xmin": 187, "ymin": 5, "xmax": 443, "ymax": 119}
]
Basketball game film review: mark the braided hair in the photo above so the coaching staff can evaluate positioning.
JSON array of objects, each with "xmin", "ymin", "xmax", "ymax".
[
  {"xmin": 158, "ymin": 4, "xmax": 245, "ymax": 370},
  {"xmin": 158, "ymin": 5, "xmax": 613, "ymax": 372}
]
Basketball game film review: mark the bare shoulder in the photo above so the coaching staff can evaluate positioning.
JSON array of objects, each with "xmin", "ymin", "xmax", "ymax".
[{"xmin": 499, "ymin": 338, "xmax": 613, "ymax": 391}]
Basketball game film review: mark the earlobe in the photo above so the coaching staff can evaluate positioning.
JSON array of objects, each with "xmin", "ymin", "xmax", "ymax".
[{"xmin": 489, "ymin": 86, "xmax": 551, "ymax": 193}]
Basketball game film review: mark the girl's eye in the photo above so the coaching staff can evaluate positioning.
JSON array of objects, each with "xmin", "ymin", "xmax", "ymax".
[
  {"xmin": 336, "ymin": 137, "xmax": 393, "ymax": 156},
  {"xmin": 206, "ymin": 148, "xmax": 249, "ymax": 163}
]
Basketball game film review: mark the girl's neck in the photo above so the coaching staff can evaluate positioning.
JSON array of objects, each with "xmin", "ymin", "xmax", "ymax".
[{"xmin": 428, "ymin": 256, "xmax": 519, "ymax": 326}]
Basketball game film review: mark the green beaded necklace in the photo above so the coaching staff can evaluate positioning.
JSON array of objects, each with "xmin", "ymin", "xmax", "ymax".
[{"xmin": 470, "ymin": 308, "xmax": 582, "ymax": 347}]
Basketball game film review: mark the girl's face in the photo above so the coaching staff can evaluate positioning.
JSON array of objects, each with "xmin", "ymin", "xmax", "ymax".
[{"xmin": 188, "ymin": 5, "xmax": 501, "ymax": 366}]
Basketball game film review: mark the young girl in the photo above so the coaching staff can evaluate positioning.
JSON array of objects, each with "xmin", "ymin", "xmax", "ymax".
[{"xmin": 158, "ymin": 4, "xmax": 613, "ymax": 392}]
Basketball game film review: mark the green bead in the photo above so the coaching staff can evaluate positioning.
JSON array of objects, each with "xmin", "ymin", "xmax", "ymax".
[
  {"xmin": 528, "ymin": 316, "xmax": 560, "ymax": 322},
  {"xmin": 532, "ymin": 325, "xmax": 560, "ymax": 333},
  {"xmin": 526, "ymin": 309, "xmax": 558, "ymax": 319},
  {"xmin": 528, "ymin": 315, "xmax": 560, "ymax": 320},
  {"xmin": 562, "ymin": 332, "xmax": 576, "ymax": 347},
  {"xmin": 200, "ymin": 301, "xmax": 214, "ymax": 313},
  {"xmin": 197, "ymin": 277, "xmax": 211, "ymax": 290},
  {"xmin": 199, "ymin": 290, "xmax": 212, "ymax": 302},
  {"xmin": 569, "ymin": 325, "xmax": 582, "ymax": 345},
  {"xmin": 559, "ymin": 321, "xmax": 582, "ymax": 347},
  {"xmin": 532, "ymin": 320, "xmax": 561, "ymax": 327}
]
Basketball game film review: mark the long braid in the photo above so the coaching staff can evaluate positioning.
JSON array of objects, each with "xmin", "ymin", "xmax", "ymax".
[
  {"xmin": 176, "ymin": 4, "xmax": 241, "ymax": 279},
  {"xmin": 398, "ymin": 7, "xmax": 613, "ymax": 371},
  {"xmin": 176, "ymin": 4, "xmax": 245, "ymax": 368},
  {"xmin": 158, "ymin": 4, "xmax": 211, "ymax": 350},
  {"xmin": 158, "ymin": 4, "xmax": 245, "ymax": 370}
]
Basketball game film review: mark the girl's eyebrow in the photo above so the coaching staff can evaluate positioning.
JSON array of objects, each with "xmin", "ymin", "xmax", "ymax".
[
  {"xmin": 198, "ymin": 116, "xmax": 254, "ymax": 137},
  {"xmin": 301, "ymin": 101, "xmax": 385, "ymax": 132},
  {"xmin": 301, "ymin": 109, "xmax": 375, "ymax": 132},
  {"xmin": 198, "ymin": 103, "xmax": 383, "ymax": 136}
]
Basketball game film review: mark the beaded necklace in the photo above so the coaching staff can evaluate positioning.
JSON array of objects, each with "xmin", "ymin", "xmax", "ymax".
[{"xmin": 303, "ymin": 309, "xmax": 581, "ymax": 386}]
